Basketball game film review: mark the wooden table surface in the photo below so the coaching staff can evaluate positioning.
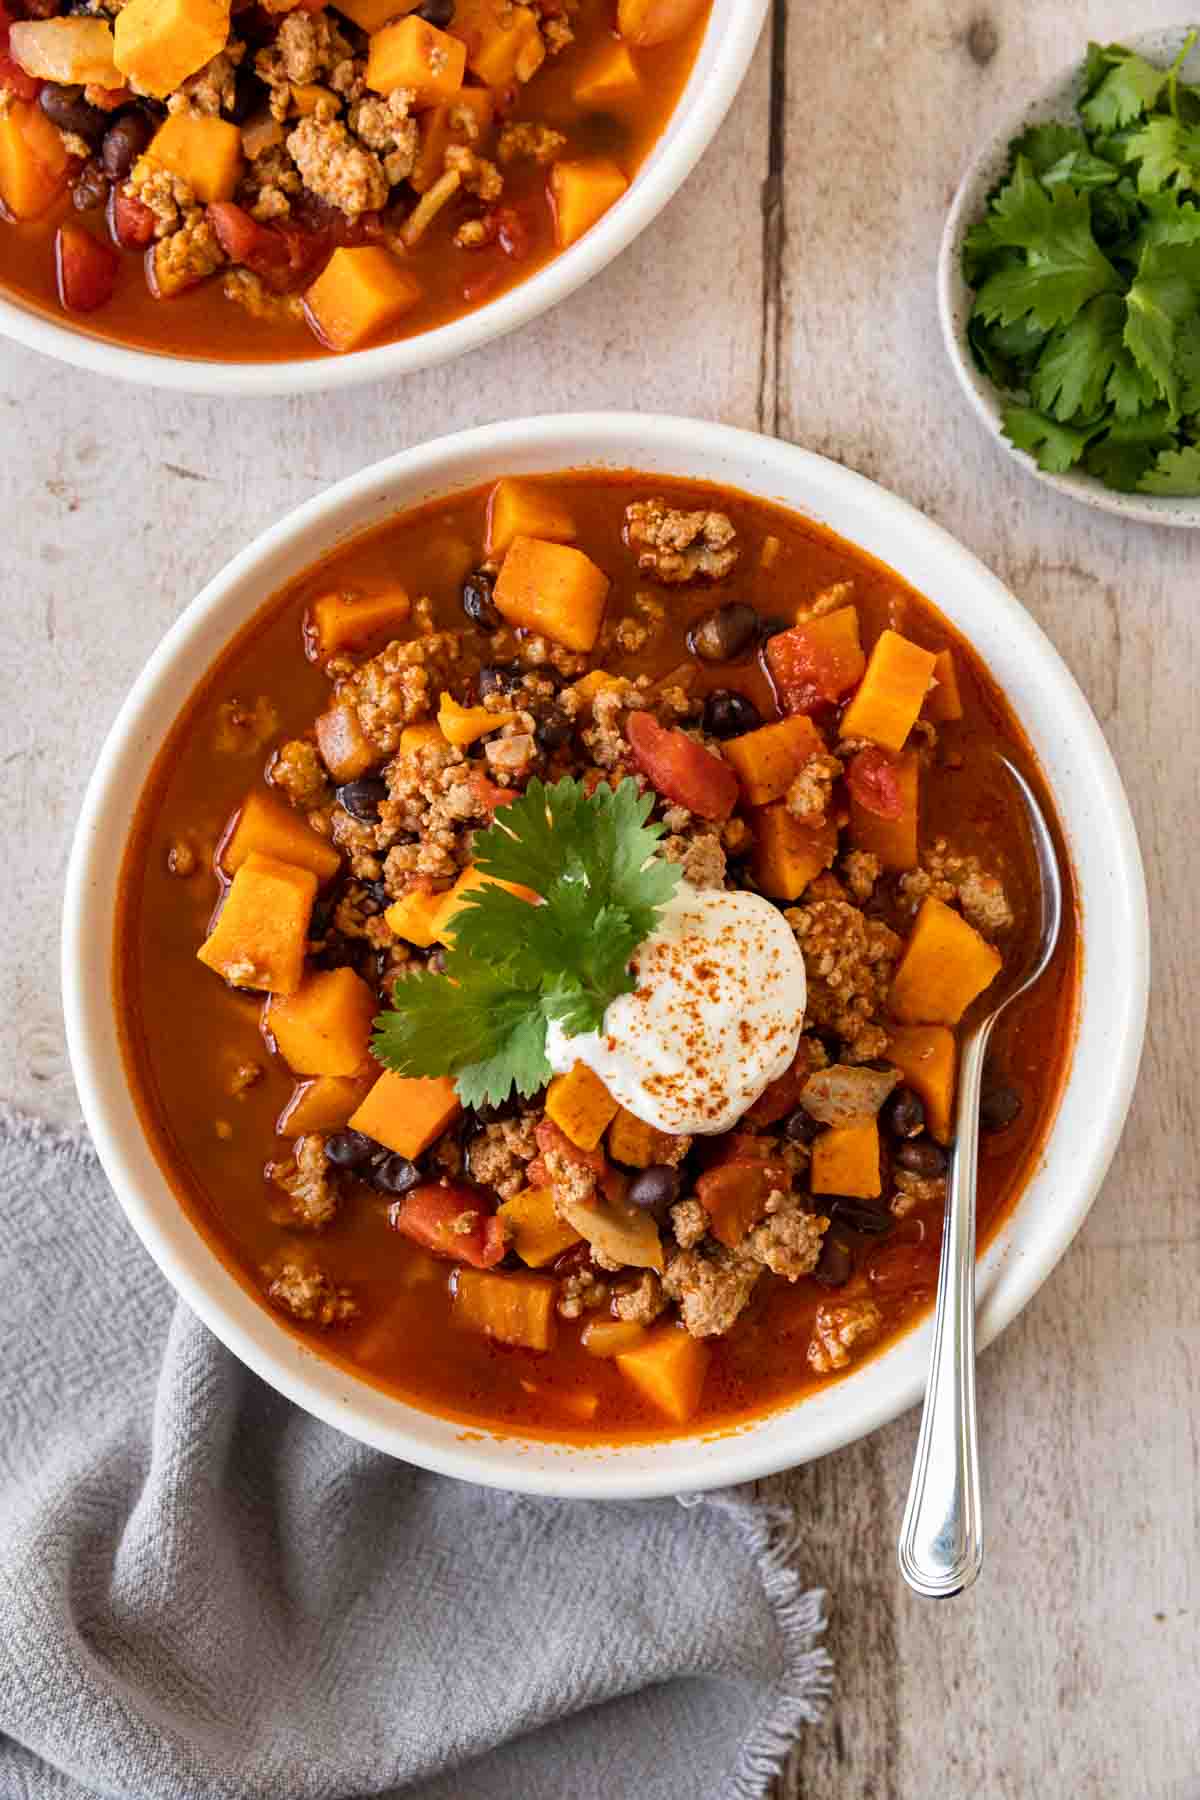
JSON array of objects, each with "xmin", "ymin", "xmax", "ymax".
[{"xmin": 2, "ymin": 2, "xmax": 1197, "ymax": 1794}]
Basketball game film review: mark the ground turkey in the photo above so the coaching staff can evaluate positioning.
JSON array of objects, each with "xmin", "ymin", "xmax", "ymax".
[{"xmin": 663, "ymin": 1245, "xmax": 760, "ymax": 1338}]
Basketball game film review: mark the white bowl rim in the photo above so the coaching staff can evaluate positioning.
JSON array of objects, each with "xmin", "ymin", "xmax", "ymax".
[
  {"xmin": 938, "ymin": 24, "xmax": 1200, "ymax": 527},
  {"xmin": 0, "ymin": 0, "xmax": 768, "ymax": 398},
  {"xmin": 62, "ymin": 411, "xmax": 1150, "ymax": 1498}
]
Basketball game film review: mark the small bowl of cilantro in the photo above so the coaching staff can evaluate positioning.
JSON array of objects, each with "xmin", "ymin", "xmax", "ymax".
[{"xmin": 939, "ymin": 26, "xmax": 1200, "ymax": 522}]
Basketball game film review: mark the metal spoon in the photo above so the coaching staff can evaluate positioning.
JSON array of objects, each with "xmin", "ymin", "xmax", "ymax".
[{"xmin": 897, "ymin": 753, "xmax": 1064, "ymax": 1599}]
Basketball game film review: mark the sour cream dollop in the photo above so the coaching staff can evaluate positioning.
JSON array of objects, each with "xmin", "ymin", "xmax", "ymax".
[{"xmin": 545, "ymin": 881, "xmax": 807, "ymax": 1136}]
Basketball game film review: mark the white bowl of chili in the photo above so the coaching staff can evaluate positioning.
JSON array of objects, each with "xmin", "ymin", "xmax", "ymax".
[
  {"xmin": 0, "ymin": 0, "xmax": 767, "ymax": 395},
  {"xmin": 63, "ymin": 413, "xmax": 1148, "ymax": 1497}
]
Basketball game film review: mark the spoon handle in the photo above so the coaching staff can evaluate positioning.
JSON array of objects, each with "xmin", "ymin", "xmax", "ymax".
[{"xmin": 896, "ymin": 1020, "xmax": 992, "ymax": 1598}]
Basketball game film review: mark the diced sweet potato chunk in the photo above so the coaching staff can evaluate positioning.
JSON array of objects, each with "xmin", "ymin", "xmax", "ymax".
[
  {"xmin": 308, "ymin": 586, "xmax": 411, "ymax": 657},
  {"xmin": 722, "ymin": 713, "xmax": 823, "ymax": 808},
  {"xmin": 607, "ymin": 1106, "xmax": 678, "ymax": 1170},
  {"xmin": 384, "ymin": 885, "xmax": 449, "ymax": 949},
  {"xmin": 493, "ymin": 535, "xmax": 610, "ymax": 652},
  {"xmin": 848, "ymin": 749, "xmax": 919, "ymax": 871},
  {"xmin": 751, "ymin": 804, "xmax": 837, "ymax": 900},
  {"xmin": 618, "ymin": 0, "xmax": 708, "ymax": 46},
  {"xmin": 485, "ymin": 478, "xmax": 577, "ymax": 560},
  {"xmin": 411, "ymin": 86, "xmax": 493, "ymax": 193},
  {"xmin": 616, "ymin": 1325, "xmax": 710, "ymax": 1424},
  {"xmin": 573, "ymin": 39, "xmax": 641, "ymax": 105},
  {"xmin": 545, "ymin": 1063, "xmax": 619, "ymax": 1152},
  {"xmin": 113, "ymin": 0, "xmax": 230, "ymax": 98},
  {"xmin": 221, "ymin": 788, "xmax": 341, "ymax": 885},
  {"xmin": 885, "ymin": 1025, "xmax": 957, "ymax": 1144},
  {"xmin": 399, "ymin": 720, "xmax": 446, "ymax": 755},
  {"xmin": 454, "ymin": 1267, "xmax": 556, "ymax": 1351},
  {"xmin": 437, "ymin": 691, "xmax": 516, "ymax": 746},
  {"xmin": 923, "ymin": 648, "xmax": 964, "ymax": 722},
  {"xmin": 277, "ymin": 1071, "xmax": 376, "ymax": 1137},
  {"xmin": 449, "ymin": 0, "xmax": 544, "ymax": 88},
  {"xmin": 265, "ymin": 967, "xmax": 377, "ymax": 1077},
  {"xmin": 147, "ymin": 112, "xmax": 242, "ymax": 204},
  {"xmin": 810, "ymin": 1120, "xmax": 881, "ymax": 1199},
  {"xmin": 366, "ymin": 15, "xmax": 465, "ymax": 104},
  {"xmin": 348, "ymin": 1070, "xmax": 462, "ymax": 1158},
  {"xmin": 548, "ymin": 155, "xmax": 629, "ymax": 250},
  {"xmin": 0, "ymin": 100, "xmax": 69, "ymax": 221},
  {"xmin": 498, "ymin": 1186, "xmax": 581, "ymax": 1268},
  {"xmin": 314, "ymin": 702, "xmax": 380, "ymax": 782},
  {"xmin": 696, "ymin": 1158, "xmax": 787, "ymax": 1248},
  {"xmin": 304, "ymin": 247, "xmax": 422, "ymax": 353},
  {"xmin": 889, "ymin": 897, "xmax": 1003, "ymax": 1026},
  {"xmin": 196, "ymin": 852, "xmax": 317, "ymax": 995},
  {"xmin": 839, "ymin": 629, "xmax": 938, "ymax": 753}
]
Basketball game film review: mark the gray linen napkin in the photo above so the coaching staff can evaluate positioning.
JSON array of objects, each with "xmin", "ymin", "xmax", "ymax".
[{"xmin": 0, "ymin": 1105, "xmax": 830, "ymax": 1800}]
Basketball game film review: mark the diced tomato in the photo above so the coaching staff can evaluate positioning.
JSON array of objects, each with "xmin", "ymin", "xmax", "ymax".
[
  {"xmin": 467, "ymin": 769, "xmax": 516, "ymax": 815},
  {"xmin": 845, "ymin": 747, "xmax": 903, "ymax": 821},
  {"xmin": 625, "ymin": 710, "xmax": 739, "ymax": 822},
  {"xmin": 701, "ymin": 1130, "xmax": 771, "ymax": 1169},
  {"xmin": 767, "ymin": 623, "xmax": 862, "ymax": 715},
  {"xmin": 389, "ymin": 1181, "xmax": 507, "ymax": 1270},
  {"xmin": 109, "ymin": 187, "xmax": 156, "ymax": 251},
  {"xmin": 534, "ymin": 1118, "xmax": 607, "ymax": 1179},
  {"xmin": 742, "ymin": 1041, "xmax": 815, "ymax": 1127},
  {"xmin": 208, "ymin": 200, "xmax": 332, "ymax": 292},
  {"xmin": 56, "ymin": 224, "xmax": 118, "ymax": 312}
]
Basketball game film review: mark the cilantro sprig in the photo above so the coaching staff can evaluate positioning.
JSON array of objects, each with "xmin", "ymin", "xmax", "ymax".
[
  {"xmin": 371, "ymin": 777, "xmax": 681, "ymax": 1109},
  {"xmin": 965, "ymin": 32, "xmax": 1200, "ymax": 494}
]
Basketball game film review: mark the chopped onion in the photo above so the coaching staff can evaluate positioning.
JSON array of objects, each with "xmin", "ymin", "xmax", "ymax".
[
  {"xmin": 9, "ymin": 19, "xmax": 122, "ymax": 89},
  {"xmin": 799, "ymin": 1064, "xmax": 900, "ymax": 1126},
  {"xmin": 558, "ymin": 1192, "xmax": 663, "ymax": 1272}
]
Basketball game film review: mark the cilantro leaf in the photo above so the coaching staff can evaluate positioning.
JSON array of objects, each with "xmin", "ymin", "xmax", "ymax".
[
  {"xmin": 1084, "ymin": 437, "xmax": 1160, "ymax": 491},
  {"xmin": 1041, "ymin": 149, "xmax": 1121, "ymax": 191},
  {"xmin": 1137, "ymin": 441, "xmax": 1200, "ymax": 493},
  {"xmin": 972, "ymin": 159, "xmax": 1121, "ymax": 331},
  {"xmin": 1124, "ymin": 241, "xmax": 1200, "ymax": 411},
  {"xmin": 1013, "ymin": 122, "xmax": 1089, "ymax": 174},
  {"xmin": 1174, "ymin": 313, "xmax": 1200, "ymax": 410},
  {"xmin": 1030, "ymin": 293, "xmax": 1126, "ymax": 420},
  {"xmin": 371, "ymin": 963, "xmax": 550, "ymax": 1100},
  {"xmin": 1002, "ymin": 404, "xmax": 1098, "ymax": 472},
  {"xmin": 1081, "ymin": 45, "xmax": 1167, "ymax": 132},
  {"xmin": 1127, "ymin": 116, "xmax": 1200, "ymax": 194}
]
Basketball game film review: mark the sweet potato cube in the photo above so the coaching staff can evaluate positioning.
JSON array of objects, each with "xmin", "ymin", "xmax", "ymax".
[
  {"xmin": 840, "ymin": 629, "xmax": 938, "ymax": 753},
  {"xmin": 848, "ymin": 750, "xmax": 919, "ymax": 872},
  {"xmin": 276, "ymin": 1071, "xmax": 376, "ymax": 1137},
  {"xmin": 384, "ymin": 885, "xmax": 449, "ymax": 948},
  {"xmin": 618, "ymin": 0, "xmax": 708, "ymax": 46},
  {"xmin": 485, "ymin": 478, "xmax": 577, "ymax": 560},
  {"xmin": 493, "ymin": 535, "xmax": 610, "ymax": 652},
  {"xmin": 607, "ymin": 1106, "xmax": 678, "ymax": 1170},
  {"xmin": 722, "ymin": 713, "xmax": 823, "ymax": 807},
  {"xmin": 449, "ymin": 0, "xmax": 544, "ymax": 87},
  {"xmin": 265, "ymin": 967, "xmax": 377, "ymax": 1077},
  {"xmin": 889, "ymin": 897, "xmax": 1003, "ymax": 1026},
  {"xmin": 314, "ymin": 702, "xmax": 380, "ymax": 782},
  {"xmin": 196, "ymin": 853, "xmax": 317, "ymax": 995},
  {"xmin": 290, "ymin": 82, "xmax": 336, "ymax": 116},
  {"xmin": 437, "ymin": 691, "xmax": 516, "ymax": 746},
  {"xmin": 498, "ymin": 1186, "xmax": 581, "ymax": 1268},
  {"xmin": 147, "ymin": 112, "xmax": 243, "ymax": 203},
  {"xmin": 366, "ymin": 15, "xmax": 465, "ymax": 104},
  {"xmin": 335, "ymin": 0, "xmax": 419, "ymax": 29},
  {"xmin": 348, "ymin": 1070, "xmax": 461, "ymax": 1157},
  {"xmin": 411, "ymin": 86, "xmax": 493, "ymax": 193},
  {"xmin": 308, "ymin": 585, "xmax": 411, "ymax": 656},
  {"xmin": 0, "ymin": 101, "xmax": 69, "ymax": 221},
  {"xmin": 885, "ymin": 1025, "xmax": 957, "ymax": 1144},
  {"xmin": 114, "ymin": 0, "xmax": 230, "ymax": 98},
  {"xmin": 617, "ymin": 1325, "xmax": 710, "ymax": 1424},
  {"xmin": 399, "ymin": 720, "xmax": 447, "ymax": 756},
  {"xmin": 923, "ymin": 649, "xmax": 964, "ymax": 723},
  {"xmin": 545, "ymin": 1063, "xmax": 619, "ymax": 1152},
  {"xmin": 548, "ymin": 156, "xmax": 629, "ymax": 250},
  {"xmin": 434, "ymin": 863, "xmax": 538, "ymax": 944},
  {"xmin": 751, "ymin": 804, "xmax": 837, "ymax": 901},
  {"xmin": 304, "ymin": 247, "xmax": 422, "ymax": 353},
  {"xmin": 573, "ymin": 39, "xmax": 641, "ymax": 106},
  {"xmin": 454, "ymin": 1268, "xmax": 556, "ymax": 1351},
  {"xmin": 581, "ymin": 1318, "xmax": 647, "ymax": 1358},
  {"xmin": 810, "ymin": 1120, "xmax": 881, "ymax": 1199},
  {"xmin": 221, "ymin": 788, "xmax": 342, "ymax": 885}
]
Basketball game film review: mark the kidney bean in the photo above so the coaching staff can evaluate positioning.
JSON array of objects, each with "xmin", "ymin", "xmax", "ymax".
[
  {"xmin": 40, "ymin": 82, "xmax": 107, "ymax": 143},
  {"xmin": 71, "ymin": 158, "xmax": 109, "ymax": 213},
  {"xmin": 100, "ymin": 108, "xmax": 152, "ymax": 179},
  {"xmin": 689, "ymin": 602, "xmax": 759, "ymax": 663}
]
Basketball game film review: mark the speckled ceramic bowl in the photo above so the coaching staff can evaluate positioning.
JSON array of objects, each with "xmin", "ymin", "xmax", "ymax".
[{"xmin": 938, "ymin": 26, "xmax": 1200, "ymax": 527}]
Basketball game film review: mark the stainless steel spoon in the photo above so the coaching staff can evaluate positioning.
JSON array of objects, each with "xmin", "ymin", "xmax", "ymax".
[{"xmin": 897, "ymin": 753, "xmax": 1064, "ymax": 1599}]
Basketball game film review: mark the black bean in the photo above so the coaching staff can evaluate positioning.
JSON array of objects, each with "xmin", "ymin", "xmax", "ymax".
[
  {"xmin": 71, "ymin": 158, "xmax": 109, "ymax": 212},
  {"xmin": 689, "ymin": 602, "xmax": 759, "ymax": 663},
  {"xmin": 370, "ymin": 1152, "xmax": 421, "ymax": 1195},
  {"xmin": 882, "ymin": 1085, "xmax": 925, "ymax": 1141},
  {"xmin": 627, "ymin": 1165, "xmax": 681, "ymax": 1216},
  {"xmin": 813, "ymin": 1231, "xmax": 855, "ymax": 1288},
  {"xmin": 326, "ymin": 1129, "xmax": 374, "ymax": 1169},
  {"xmin": 782, "ymin": 1107, "xmax": 819, "ymax": 1145},
  {"xmin": 895, "ymin": 1137, "xmax": 948, "ymax": 1178},
  {"xmin": 478, "ymin": 661, "xmax": 522, "ymax": 698},
  {"xmin": 462, "ymin": 569, "xmax": 501, "ymax": 630},
  {"xmin": 980, "ymin": 1082, "xmax": 1023, "ymax": 1133},
  {"xmin": 418, "ymin": 0, "xmax": 455, "ymax": 22},
  {"xmin": 101, "ymin": 108, "xmax": 153, "ymax": 180},
  {"xmin": 225, "ymin": 65, "xmax": 267, "ymax": 125},
  {"xmin": 827, "ymin": 1196, "xmax": 895, "ymax": 1236},
  {"xmin": 337, "ymin": 776, "xmax": 388, "ymax": 823},
  {"xmin": 703, "ymin": 688, "xmax": 761, "ymax": 739},
  {"xmin": 534, "ymin": 706, "xmax": 572, "ymax": 751},
  {"xmin": 40, "ymin": 83, "xmax": 107, "ymax": 144}
]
